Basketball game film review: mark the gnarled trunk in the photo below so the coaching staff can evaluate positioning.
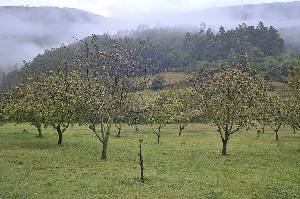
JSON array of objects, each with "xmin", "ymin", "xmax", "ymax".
[
  {"xmin": 55, "ymin": 123, "xmax": 69, "ymax": 145},
  {"xmin": 89, "ymin": 123, "xmax": 110, "ymax": 160}
]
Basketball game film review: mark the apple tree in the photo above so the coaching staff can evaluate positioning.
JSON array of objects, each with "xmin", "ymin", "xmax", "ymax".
[{"xmin": 199, "ymin": 68, "xmax": 266, "ymax": 156}]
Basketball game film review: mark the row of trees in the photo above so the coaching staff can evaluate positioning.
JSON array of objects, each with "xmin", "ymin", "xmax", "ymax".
[
  {"xmin": 1, "ymin": 36, "xmax": 153, "ymax": 160},
  {"xmin": 0, "ymin": 65, "xmax": 299, "ymax": 159},
  {"xmin": 147, "ymin": 68, "xmax": 299, "ymax": 155}
]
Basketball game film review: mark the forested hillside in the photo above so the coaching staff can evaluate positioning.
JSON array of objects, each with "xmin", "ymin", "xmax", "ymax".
[{"xmin": 2, "ymin": 22, "xmax": 299, "ymax": 89}]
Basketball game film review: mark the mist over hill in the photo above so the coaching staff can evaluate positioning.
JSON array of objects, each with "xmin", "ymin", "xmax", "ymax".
[
  {"xmin": 0, "ymin": 6, "xmax": 109, "ymax": 72},
  {"xmin": 1, "ymin": 1, "xmax": 300, "ymax": 72}
]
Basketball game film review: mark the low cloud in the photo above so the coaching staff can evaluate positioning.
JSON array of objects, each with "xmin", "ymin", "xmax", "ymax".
[{"xmin": 0, "ymin": 6, "xmax": 109, "ymax": 72}]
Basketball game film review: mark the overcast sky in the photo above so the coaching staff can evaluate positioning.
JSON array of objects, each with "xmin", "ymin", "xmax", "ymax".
[{"xmin": 0, "ymin": 0, "xmax": 295, "ymax": 16}]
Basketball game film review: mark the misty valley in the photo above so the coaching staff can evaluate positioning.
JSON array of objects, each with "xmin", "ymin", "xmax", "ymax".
[{"xmin": 0, "ymin": 1, "xmax": 299, "ymax": 199}]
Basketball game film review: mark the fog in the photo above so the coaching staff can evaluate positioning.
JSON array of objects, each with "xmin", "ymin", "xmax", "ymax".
[
  {"xmin": 0, "ymin": 1, "xmax": 299, "ymax": 72},
  {"xmin": 0, "ymin": 6, "xmax": 110, "ymax": 72}
]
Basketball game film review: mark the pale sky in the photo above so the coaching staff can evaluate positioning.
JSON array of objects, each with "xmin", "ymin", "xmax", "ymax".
[{"xmin": 0, "ymin": 0, "xmax": 295, "ymax": 16}]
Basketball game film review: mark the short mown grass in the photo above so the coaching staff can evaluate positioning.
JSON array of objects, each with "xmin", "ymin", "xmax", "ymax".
[{"xmin": 0, "ymin": 123, "xmax": 299, "ymax": 199}]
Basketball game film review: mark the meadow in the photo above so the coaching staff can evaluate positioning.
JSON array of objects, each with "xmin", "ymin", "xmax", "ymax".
[{"xmin": 0, "ymin": 123, "xmax": 299, "ymax": 199}]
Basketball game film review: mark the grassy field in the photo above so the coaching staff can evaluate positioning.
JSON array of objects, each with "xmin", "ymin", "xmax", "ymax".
[{"xmin": 0, "ymin": 123, "xmax": 299, "ymax": 199}]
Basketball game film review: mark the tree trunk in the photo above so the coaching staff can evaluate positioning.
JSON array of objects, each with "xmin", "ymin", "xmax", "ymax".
[
  {"xmin": 179, "ymin": 124, "xmax": 184, "ymax": 136},
  {"xmin": 256, "ymin": 129, "xmax": 261, "ymax": 137},
  {"xmin": 117, "ymin": 128, "xmax": 121, "ymax": 138},
  {"xmin": 138, "ymin": 139, "xmax": 145, "ymax": 183},
  {"xmin": 37, "ymin": 126, "xmax": 42, "ymax": 137},
  {"xmin": 135, "ymin": 126, "xmax": 140, "ymax": 134},
  {"xmin": 135, "ymin": 126, "xmax": 139, "ymax": 134},
  {"xmin": 157, "ymin": 127, "xmax": 162, "ymax": 144},
  {"xmin": 101, "ymin": 140, "xmax": 108, "ymax": 160},
  {"xmin": 116, "ymin": 123, "xmax": 122, "ymax": 138},
  {"xmin": 36, "ymin": 124, "xmax": 42, "ymax": 137},
  {"xmin": 292, "ymin": 127, "xmax": 296, "ymax": 134},
  {"xmin": 57, "ymin": 128, "xmax": 63, "ymax": 145},
  {"xmin": 221, "ymin": 139, "xmax": 228, "ymax": 156},
  {"xmin": 275, "ymin": 130, "xmax": 279, "ymax": 141}
]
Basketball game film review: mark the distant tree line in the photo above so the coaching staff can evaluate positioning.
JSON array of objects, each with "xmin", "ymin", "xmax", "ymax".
[{"xmin": 1, "ymin": 22, "xmax": 296, "ymax": 90}]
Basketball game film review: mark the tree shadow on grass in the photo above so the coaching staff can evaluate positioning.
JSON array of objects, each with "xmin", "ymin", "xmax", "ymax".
[{"xmin": 3, "ymin": 141, "xmax": 60, "ymax": 150}]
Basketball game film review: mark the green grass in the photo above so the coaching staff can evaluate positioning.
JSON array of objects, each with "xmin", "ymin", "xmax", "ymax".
[{"xmin": 0, "ymin": 123, "xmax": 299, "ymax": 199}]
